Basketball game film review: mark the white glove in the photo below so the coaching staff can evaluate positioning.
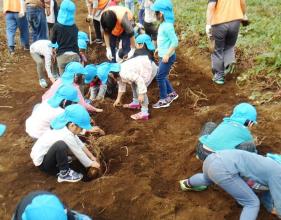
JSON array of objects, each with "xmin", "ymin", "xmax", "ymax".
[
  {"xmin": 18, "ymin": 11, "xmax": 25, "ymax": 18},
  {"xmin": 127, "ymin": 48, "xmax": 136, "ymax": 59},
  {"xmin": 116, "ymin": 50, "xmax": 123, "ymax": 63},
  {"xmin": 106, "ymin": 47, "xmax": 113, "ymax": 61},
  {"xmin": 243, "ymin": 14, "xmax": 248, "ymax": 21},
  {"xmin": 205, "ymin": 24, "xmax": 212, "ymax": 38},
  {"xmin": 87, "ymin": 14, "xmax": 93, "ymax": 20}
]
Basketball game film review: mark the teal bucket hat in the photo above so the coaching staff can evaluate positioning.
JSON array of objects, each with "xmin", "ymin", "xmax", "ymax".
[
  {"xmin": 96, "ymin": 62, "xmax": 121, "ymax": 84},
  {"xmin": 51, "ymin": 104, "xmax": 93, "ymax": 130},
  {"xmin": 230, "ymin": 103, "xmax": 257, "ymax": 124},
  {"xmin": 22, "ymin": 194, "xmax": 67, "ymax": 220},
  {"xmin": 47, "ymin": 84, "xmax": 79, "ymax": 108},
  {"xmin": 49, "ymin": 42, "xmax": 59, "ymax": 49},
  {"xmin": 57, "ymin": 0, "xmax": 76, "ymax": 26},
  {"xmin": 151, "ymin": 0, "xmax": 175, "ymax": 23},
  {"xmin": 78, "ymin": 39, "xmax": 87, "ymax": 50},
  {"xmin": 84, "ymin": 64, "xmax": 97, "ymax": 84},
  {"xmin": 136, "ymin": 34, "xmax": 155, "ymax": 51},
  {"xmin": 61, "ymin": 62, "xmax": 88, "ymax": 84}
]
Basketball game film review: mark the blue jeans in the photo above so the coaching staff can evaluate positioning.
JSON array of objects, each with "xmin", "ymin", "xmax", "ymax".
[
  {"xmin": 156, "ymin": 54, "xmax": 176, "ymax": 99},
  {"xmin": 138, "ymin": 8, "xmax": 145, "ymax": 25},
  {"xmin": 110, "ymin": 33, "xmax": 131, "ymax": 62},
  {"xmin": 125, "ymin": 0, "xmax": 134, "ymax": 14},
  {"xmin": 189, "ymin": 153, "xmax": 260, "ymax": 220},
  {"xmin": 5, "ymin": 12, "xmax": 29, "ymax": 48},
  {"xmin": 26, "ymin": 6, "xmax": 48, "ymax": 42}
]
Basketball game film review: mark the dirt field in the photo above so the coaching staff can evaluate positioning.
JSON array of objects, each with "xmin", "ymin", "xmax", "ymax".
[{"xmin": 0, "ymin": 3, "xmax": 280, "ymax": 220}]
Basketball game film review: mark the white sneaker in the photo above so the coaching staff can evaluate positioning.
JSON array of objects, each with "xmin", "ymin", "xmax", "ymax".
[{"xmin": 39, "ymin": 79, "xmax": 48, "ymax": 88}]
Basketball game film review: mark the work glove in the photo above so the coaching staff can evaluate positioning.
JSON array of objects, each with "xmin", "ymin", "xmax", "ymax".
[
  {"xmin": 106, "ymin": 47, "xmax": 113, "ymax": 60},
  {"xmin": 127, "ymin": 48, "xmax": 136, "ymax": 59},
  {"xmin": 205, "ymin": 24, "xmax": 212, "ymax": 38}
]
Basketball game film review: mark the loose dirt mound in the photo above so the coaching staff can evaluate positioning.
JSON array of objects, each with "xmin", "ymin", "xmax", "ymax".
[{"xmin": 0, "ymin": 3, "xmax": 280, "ymax": 220}]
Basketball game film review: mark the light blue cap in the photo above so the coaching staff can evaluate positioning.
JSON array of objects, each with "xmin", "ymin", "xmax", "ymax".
[
  {"xmin": 22, "ymin": 195, "xmax": 67, "ymax": 220},
  {"xmin": 136, "ymin": 34, "xmax": 155, "ymax": 51},
  {"xmin": 57, "ymin": 0, "xmax": 76, "ymax": 26},
  {"xmin": 0, "ymin": 124, "xmax": 6, "ymax": 137},
  {"xmin": 151, "ymin": 0, "xmax": 175, "ymax": 23},
  {"xmin": 84, "ymin": 64, "xmax": 97, "ymax": 84},
  {"xmin": 266, "ymin": 153, "xmax": 281, "ymax": 164},
  {"xmin": 78, "ymin": 39, "xmax": 87, "ymax": 50},
  {"xmin": 61, "ymin": 62, "xmax": 88, "ymax": 84},
  {"xmin": 51, "ymin": 104, "xmax": 92, "ymax": 130},
  {"xmin": 47, "ymin": 84, "xmax": 79, "ymax": 108},
  {"xmin": 49, "ymin": 42, "xmax": 59, "ymax": 49},
  {"xmin": 96, "ymin": 62, "xmax": 121, "ymax": 84},
  {"xmin": 230, "ymin": 103, "xmax": 257, "ymax": 124},
  {"xmin": 78, "ymin": 31, "xmax": 89, "ymax": 42}
]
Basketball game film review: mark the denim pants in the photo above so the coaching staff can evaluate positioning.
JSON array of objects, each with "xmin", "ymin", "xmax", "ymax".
[
  {"xmin": 26, "ymin": 6, "xmax": 48, "ymax": 42},
  {"xmin": 211, "ymin": 20, "xmax": 240, "ymax": 80},
  {"xmin": 5, "ymin": 12, "xmax": 29, "ymax": 48},
  {"xmin": 189, "ymin": 153, "xmax": 260, "ymax": 220},
  {"xmin": 196, "ymin": 122, "xmax": 257, "ymax": 161},
  {"xmin": 125, "ymin": 0, "xmax": 134, "ymax": 14},
  {"xmin": 39, "ymin": 141, "xmax": 69, "ymax": 175},
  {"xmin": 156, "ymin": 54, "xmax": 176, "ymax": 100},
  {"xmin": 110, "ymin": 32, "xmax": 131, "ymax": 62},
  {"xmin": 138, "ymin": 8, "xmax": 145, "ymax": 25}
]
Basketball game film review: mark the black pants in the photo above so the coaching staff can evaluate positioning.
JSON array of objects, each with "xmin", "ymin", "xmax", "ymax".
[
  {"xmin": 39, "ymin": 141, "xmax": 69, "ymax": 174},
  {"xmin": 93, "ymin": 19, "xmax": 102, "ymax": 40}
]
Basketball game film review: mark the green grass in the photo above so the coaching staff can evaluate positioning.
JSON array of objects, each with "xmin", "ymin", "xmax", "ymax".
[{"xmin": 173, "ymin": 0, "xmax": 281, "ymax": 81}]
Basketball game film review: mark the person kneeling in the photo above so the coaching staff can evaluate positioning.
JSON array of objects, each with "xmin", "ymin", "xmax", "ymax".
[{"xmin": 30, "ymin": 104, "xmax": 100, "ymax": 183}]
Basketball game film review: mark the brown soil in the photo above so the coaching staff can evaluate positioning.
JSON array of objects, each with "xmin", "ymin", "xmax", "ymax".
[{"xmin": 0, "ymin": 2, "xmax": 280, "ymax": 220}]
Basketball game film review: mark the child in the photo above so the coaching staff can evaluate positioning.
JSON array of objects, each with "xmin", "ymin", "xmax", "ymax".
[
  {"xmin": 42, "ymin": 62, "xmax": 103, "ymax": 113},
  {"xmin": 85, "ymin": 62, "xmax": 121, "ymax": 101},
  {"xmin": 13, "ymin": 191, "xmax": 91, "ymax": 220},
  {"xmin": 51, "ymin": 0, "xmax": 80, "ymax": 74},
  {"xmin": 30, "ymin": 40, "xmax": 59, "ymax": 88},
  {"xmin": 100, "ymin": 5, "xmax": 136, "ymax": 62},
  {"xmin": 180, "ymin": 150, "xmax": 281, "ymax": 219},
  {"xmin": 151, "ymin": 0, "xmax": 179, "ymax": 109},
  {"xmin": 196, "ymin": 103, "xmax": 257, "ymax": 161},
  {"xmin": 113, "ymin": 54, "xmax": 158, "ymax": 120},
  {"xmin": 26, "ymin": 84, "xmax": 79, "ymax": 139},
  {"xmin": 30, "ymin": 104, "xmax": 100, "ymax": 183},
  {"xmin": 143, "ymin": 0, "xmax": 157, "ymax": 46}
]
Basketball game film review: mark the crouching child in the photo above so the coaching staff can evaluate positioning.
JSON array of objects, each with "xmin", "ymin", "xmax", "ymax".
[{"xmin": 30, "ymin": 104, "xmax": 100, "ymax": 183}]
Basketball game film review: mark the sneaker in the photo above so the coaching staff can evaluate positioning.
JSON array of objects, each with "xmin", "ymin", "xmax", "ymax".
[
  {"xmin": 123, "ymin": 102, "xmax": 141, "ymax": 109},
  {"xmin": 39, "ymin": 79, "xmax": 48, "ymax": 88},
  {"xmin": 57, "ymin": 169, "xmax": 83, "ymax": 183},
  {"xmin": 224, "ymin": 63, "xmax": 236, "ymax": 76},
  {"xmin": 168, "ymin": 91, "xmax": 179, "ymax": 103},
  {"xmin": 152, "ymin": 99, "xmax": 171, "ymax": 109},
  {"xmin": 8, "ymin": 46, "xmax": 15, "ymax": 55},
  {"xmin": 212, "ymin": 75, "xmax": 224, "ymax": 85},
  {"xmin": 179, "ymin": 180, "xmax": 207, "ymax": 192},
  {"xmin": 130, "ymin": 112, "xmax": 149, "ymax": 120},
  {"xmin": 94, "ymin": 39, "xmax": 103, "ymax": 44}
]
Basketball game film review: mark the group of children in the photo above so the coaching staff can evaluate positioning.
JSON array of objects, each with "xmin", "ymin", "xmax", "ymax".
[{"xmin": 5, "ymin": 0, "xmax": 281, "ymax": 219}]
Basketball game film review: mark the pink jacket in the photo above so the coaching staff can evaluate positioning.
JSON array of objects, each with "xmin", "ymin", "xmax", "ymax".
[{"xmin": 42, "ymin": 79, "xmax": 96, "ymax": 112}]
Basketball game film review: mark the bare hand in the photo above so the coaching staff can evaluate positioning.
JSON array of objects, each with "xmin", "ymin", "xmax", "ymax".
[
  {"xmin": 94, "ymin": 107, "xmax": 103, "ymax": 113},
  {"xmin": 50, "ymin": 77, "xmax": 56, "ymax": 83},
  {"xmin": 113, "ymin": 99, "xmax": 121, "ymax": 107},
  {"xmin": 89, "ymin": 126, "xmax": 105, "ymax": 136},
  {"xmin": 162, "ymin": 54, "xmax": 170, "ymax": 63},
  {"xmin": 91, "ymin": 160, "xmax": 100, "ymax": 169}
]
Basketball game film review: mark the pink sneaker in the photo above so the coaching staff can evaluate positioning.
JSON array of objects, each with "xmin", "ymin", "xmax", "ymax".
[
  {"xmin": 130, "ymin": 112, "xmax": 149, "ymax": 120},
  {"xmin": 123, "ymin": 102, "xmax": 141, "ymax": 109}
]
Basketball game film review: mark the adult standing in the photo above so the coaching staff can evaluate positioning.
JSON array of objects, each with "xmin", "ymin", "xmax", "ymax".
[
  {"xmin": 100, "ymin": 5, "xmax": 136, "ymax": 62},
  {"xmin": 3, "ymin": 0, "xmax": 29, "ymax": 55},
  {"xmin": 25, "ymin": 0, "xmax": 49, "ymax": 42},
  {"xmin": 206, "ymin": 0, "xmax": 247, "ymax": 85}
]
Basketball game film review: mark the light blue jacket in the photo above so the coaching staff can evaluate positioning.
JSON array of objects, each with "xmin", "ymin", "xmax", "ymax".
[
  {"xmin": 214, "ymin": 150, "xmax": 281, "ymax": 217},
  {"xmin": 199, "ymin": 118, "xmax": 254, "ymax": 151},
  {"xmin": 157, "ymin": 22, "xmax": 178, "ymax": 58},
  {"xmin": 57, "ymin": 0, "xmax": 76, "ymax": 26}
]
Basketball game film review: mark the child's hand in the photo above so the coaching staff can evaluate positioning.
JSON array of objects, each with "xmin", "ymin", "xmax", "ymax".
[
  {"xmin": 89, "ymin": 126, "xmax": 105, "ymax": 136},
  {"xmin": 91, "ymin": 160, "xmax": 100, "ymax": 169},
  {"xmin": 113, "ymin": 99, "xmax": 121, "ymax": 107},
  {"xmin": 162, "ymin": 54, "xmax": 170, "ymax": 63},
  {"xmin": 50, "ymin": 77, "xmax": 56, "ymax": 83},
  {"xmin": 94, "ymin": 107, "xmax": 103, "ymax": 112}
]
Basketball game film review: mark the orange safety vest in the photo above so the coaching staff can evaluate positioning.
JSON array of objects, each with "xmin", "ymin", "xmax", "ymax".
[
  {"xmin": 3, "ymin": 0, "xmax": 21, "ymax": 13},
  {"xmin": 104, "ymin": 6, "xmax": 133, "ymax": 37},
  {"xmin": 97, "ymin": 0, "xmax": 110, "ymax": 10},
  {"xmin": 211, "ymin": 0, "xmax": 243, "ymax": 25}
]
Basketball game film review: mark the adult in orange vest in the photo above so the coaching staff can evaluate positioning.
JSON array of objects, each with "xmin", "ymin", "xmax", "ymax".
[
  {"xmin": 206, "ymin": 0, "xmax": 248, "ymax": 85},
  {"xmin": 86, "ymin": 0, "xmax": 111, "ymax": 44},
  {"xmin": 3, "ymin": 0, "xmax": 30, "ymax": 55},
  {"xmin": 101, "ymin": 6, "xmax": 136, "ymax": 62}
]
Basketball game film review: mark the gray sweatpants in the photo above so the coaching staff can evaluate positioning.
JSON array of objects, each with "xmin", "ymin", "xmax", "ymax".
[
  {"xmin": 57, "ymin": 53, "xmax": 80, "ymax": 74},
  {"xmin": 211, "ymin": 20, "xmax": 240, "ymax": 80},
  {"xmin": 196, "ymin": 122, "xmax": 257, "ymax": 161}
]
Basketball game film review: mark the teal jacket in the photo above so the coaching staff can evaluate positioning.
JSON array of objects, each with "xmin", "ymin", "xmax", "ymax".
[{"xmin": 199, "ymin": 118, "xmax": 254, "ymax": 151}]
